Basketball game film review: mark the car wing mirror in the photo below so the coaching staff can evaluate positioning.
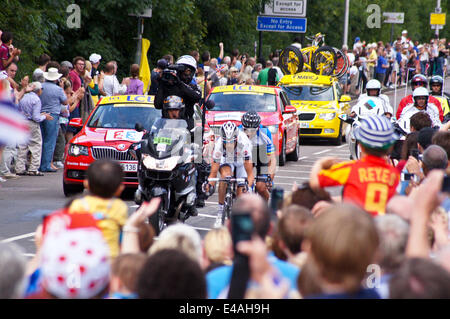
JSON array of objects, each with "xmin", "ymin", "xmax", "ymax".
[
  {"xmin": 68, "ymin": 118, "xmax": 83, "ymax": 128},
  {"xmin": 135, "ymin": 122, "xmax": 145, "ymax": 132},
  {"xmin": 283, "ymin": 105, "xmax": 297, "ymax": 113}
]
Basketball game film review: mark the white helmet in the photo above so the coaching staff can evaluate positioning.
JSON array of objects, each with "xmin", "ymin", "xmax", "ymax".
[
  {"xmin": 221, "ymin": 121, "xmax": 238, "ymax": 142},
  {"xmin": 413, "ymin": 86, "xmax": 429, "ymax": 98},
  {"xmin": 366, "ymin": 79, "xmax": 381, "ymax": 90},
  {"xmin": 176, "ymin": 55, "xmax": 197, "ymax": 72}
]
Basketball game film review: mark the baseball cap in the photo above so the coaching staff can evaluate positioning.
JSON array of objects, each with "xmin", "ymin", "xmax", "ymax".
[
  {"xmin": 402, "ymin": 30, "xmax": 408, "ymax": 34},
  {"xmin": 60, "ymin": 61, "xmax": 73, "ymax": 69},
  {"xmin": 355, "ymin": 37, "xmax": 360, "ymax": 43},
  {"xmin": 157, "ymin": 58, "xmax": 168, "ymax": 69},
  {"xmin": 89, "ymin": 53, "xmax": 102, "ymax": 64},
  {"xmin": 353, "ymin": 115, "xmax": 398, "ymax": 149}
]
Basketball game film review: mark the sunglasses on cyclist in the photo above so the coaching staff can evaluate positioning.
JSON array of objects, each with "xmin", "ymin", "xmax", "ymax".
[
  {"xmin": 223, "ymin": 139, "xmax": 236, "ymax": 144},
  {"xmin": 244, "ymin": 128, "xmax": 258, "ymax": 133}
]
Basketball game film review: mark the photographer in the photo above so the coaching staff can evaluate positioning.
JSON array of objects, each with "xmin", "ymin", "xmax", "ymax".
[{"xmin": 155, "ymin": 55, "xmax": 201, "ymax": 130}]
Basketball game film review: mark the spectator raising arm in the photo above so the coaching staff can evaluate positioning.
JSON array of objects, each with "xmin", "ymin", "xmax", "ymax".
[{"xmin": 406, "ymin": 170, "xmax": 446, "ymax": 258}]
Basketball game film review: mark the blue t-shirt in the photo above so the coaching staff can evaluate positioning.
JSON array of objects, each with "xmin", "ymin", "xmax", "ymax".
[
  {"xmin": 396, "ymin": 52, "xmax": 402, "ymax": 65},
  {"xmin": 238, "ymin": 124, "xmax": 275, "ymax": 155},
  {"xmin": 376, "ymin": 56, "xmax": 388, "ymax": 74},
  {"xmin": 206, "ymin": 252, "xmax": 300, "ymax": 299}
]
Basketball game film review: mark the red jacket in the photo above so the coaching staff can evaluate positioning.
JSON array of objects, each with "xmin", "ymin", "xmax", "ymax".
[{"xmin": 396, "ymin": 95, "xmax": 443, "ymax": 122}]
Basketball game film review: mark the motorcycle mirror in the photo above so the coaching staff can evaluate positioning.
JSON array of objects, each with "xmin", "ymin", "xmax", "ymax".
[
  {"xmin": 135, "ymin": 122, "xmax": 144, "ymax": 132},
  {"xmin": 128, "ymin": 144, "xmax": 138, "ymax": 160},
  {"xmin": 205, "ymin": 100, "xmax": 215, "ymax": 110}
]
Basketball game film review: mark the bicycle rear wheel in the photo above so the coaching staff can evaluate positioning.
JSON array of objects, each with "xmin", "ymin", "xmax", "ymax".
[
  {"xmin": 332, "ymin": 48, "xmax": 349, "ymax": 79},
  {"xmin": 312, "ymin": 46, "xmax": 337, "ymax": 76},
  {"xmin": 280, "ymin": 45, "xmax": 304, "ymax": 75}
]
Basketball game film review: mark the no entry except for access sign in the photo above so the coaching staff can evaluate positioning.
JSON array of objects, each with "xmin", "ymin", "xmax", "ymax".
[{"xmin": 257, "ymin": 16, "xmax": 307, "ymax": 33}]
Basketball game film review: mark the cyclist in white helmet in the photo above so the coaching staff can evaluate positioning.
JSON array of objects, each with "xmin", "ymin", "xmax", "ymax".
[
  {"xmin": 205, "ymin": 121, "xmax": 254, "ymax": 228},
  {"xmin": 398, "ymin": 86, "xmax": 442, "ymax": 133},
  {"xmin": 351, "ymin": 79, "xmax": 393, "ymax": 118}
]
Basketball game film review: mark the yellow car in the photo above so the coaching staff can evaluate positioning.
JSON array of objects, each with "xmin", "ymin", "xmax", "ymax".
[{"xmin": 278, "ymin": 72, "xmax": 351, "ymax": 145}]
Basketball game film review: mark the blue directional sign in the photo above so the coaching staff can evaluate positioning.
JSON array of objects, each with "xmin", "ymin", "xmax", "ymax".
[{"xmin": 257, "ymin": 16, "xmax": 307, "ymax": 33}]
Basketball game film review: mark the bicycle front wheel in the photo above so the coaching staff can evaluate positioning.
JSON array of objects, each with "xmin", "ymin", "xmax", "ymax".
[
  {"xmin": 312, "ymin": 46, "xmax": 337, "ymax": 76},
  {"xmin": 279, "ymin": 45, "xmax": 304, "ymax": 75}
]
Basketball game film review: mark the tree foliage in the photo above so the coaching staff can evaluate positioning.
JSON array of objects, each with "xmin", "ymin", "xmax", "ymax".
[{"xmin": 0, "ymin": 0, "xmax": 448, "ymax": 80}]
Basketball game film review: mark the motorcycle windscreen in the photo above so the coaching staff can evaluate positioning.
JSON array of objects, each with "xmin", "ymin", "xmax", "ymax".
[{"xmin": 148, "ymin": 118, "xmax": 190, "ymax": 159}]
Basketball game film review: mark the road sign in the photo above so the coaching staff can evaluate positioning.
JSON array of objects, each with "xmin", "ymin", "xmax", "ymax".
[
  {"xmin": 382, "ymin": 12, "xmax": 404, "ymax": 24},
  {"xmin": 257, "ymin": 16, "xmax": 307, "ymax": 33},
  {"xmin": 430, "ymin": 13, "xmax": 446, "ymax": 25},
  {"xmin": 129, "ymin": 8, "xmax": 152, "ymax": 18},
  {"xmin": 263, "ymin": 0, "xmax": 307, "ymax": 17},
  {"xmin": 431, "ymin": 25, "xmax": 444, "ymax": 30}
]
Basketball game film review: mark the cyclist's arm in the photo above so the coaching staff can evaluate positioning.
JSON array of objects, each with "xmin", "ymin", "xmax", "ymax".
[
  {"xmin": 244, "ymin": 160, "xmax": 254, "ymax": 187},
  {"xmin": 208, "ymin": 161, "xmax": 220, "ymax": 188},
  {"xmin": 268, "ymin": 153, "xmax": 276, "ymax": 180}
]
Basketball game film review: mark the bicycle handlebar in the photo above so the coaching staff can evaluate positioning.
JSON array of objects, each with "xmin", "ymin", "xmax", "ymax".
[{"xmin": 208, "ymin": 177, "xmax": 247, "ymax": 184}]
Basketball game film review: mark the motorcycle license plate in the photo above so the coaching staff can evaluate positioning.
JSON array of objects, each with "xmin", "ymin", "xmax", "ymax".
[{"xmin": 120, "ymin": 162, "xmax": 138, "ymax": 172}]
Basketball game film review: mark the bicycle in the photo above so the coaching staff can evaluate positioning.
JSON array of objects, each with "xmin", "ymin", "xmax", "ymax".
[
  {"xmin": 279, "ymin": 33, "xmax": 337, "ymax": 76},
  {"xmin": 204, "ymin": 177, "xmax": 248, "ymax": 226}
]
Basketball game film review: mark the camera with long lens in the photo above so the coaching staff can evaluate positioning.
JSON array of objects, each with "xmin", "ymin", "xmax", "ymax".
[{"xmin": 161, "ymin": 64, "xmax": 186, "ymax": 84}]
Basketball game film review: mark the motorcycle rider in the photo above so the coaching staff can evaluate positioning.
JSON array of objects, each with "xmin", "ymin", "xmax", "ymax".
[
  {"xmin": 429, "ymin": 75, "xmax": 450, "ymax": 121},
  {"xmin": 161, "ymin": 95, "xmax": 198, "ymax": 217},
  {"xmin": 398, "ymin": 87, "xmax": 442, "ymax": 133},
  {"xmin": 155, "ymin": 55, "xmax": 202, "ymax": 130},
  {"xmin": 351, "ymin": 79, "xmax": 393, "ymax": 118},
  {"xmin": 239, "ymin": 111, "xmax": 276, "ymax": 201},
  {"xmin": 396, "ymin": 74, "xmax": 443, "ymax": 122},
  {"xmin": 204, "ymin": 121, "xmax": 255, "ymax": 228},
  {"xmin": 163, "ymin": 95, "xmax": 185, "ymax": 120}
]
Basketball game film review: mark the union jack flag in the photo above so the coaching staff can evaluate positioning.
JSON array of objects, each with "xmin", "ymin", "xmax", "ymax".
[{"xmin": 0, "ymin": 81, "xmax": 30, "ymax": 147}]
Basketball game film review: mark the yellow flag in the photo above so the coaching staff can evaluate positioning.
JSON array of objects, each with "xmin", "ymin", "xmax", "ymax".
[{"xmin": 139, "ymin": 38, "xmax": 151, "ymax": 94}]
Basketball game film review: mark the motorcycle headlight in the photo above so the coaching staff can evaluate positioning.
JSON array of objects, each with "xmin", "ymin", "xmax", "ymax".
[
  {"xmin": 318, "ymin": 112, "xmax": 336, "ymax": 121},
  {"xmin": 69, "ymin": 144, "xmax": 89, "ymax": 156},
  {"xmin": 143, "ymin": 155, "xmax": 180, "ymax": 171}
]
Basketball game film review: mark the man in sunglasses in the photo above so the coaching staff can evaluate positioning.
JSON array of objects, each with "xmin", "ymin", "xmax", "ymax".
[
  {"xmin": 429, "ymin": 75, "xmax": 450, "ymax": 120},
  {"xmin": 398, "ymin": 87, "xmax": 442, "ymax": 133},
  {"xmin": 238, "ymin": 111, "xmax": 276, "ymax": 201},
  {"xmin": 205, "ymin": 121, "xmax": 254, "ymax": 228},
  {"xmin": 396, "ymin": 74, "xmax": 443, "ymax": 122}
]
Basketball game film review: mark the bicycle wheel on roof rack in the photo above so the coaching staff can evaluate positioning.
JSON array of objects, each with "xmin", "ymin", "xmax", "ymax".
[
  {"xmin": 332, "ymin": 48, "xmax": 349, "ymax": 79},
  {"xmin": 311, "ymin": 45, "xmax": 337, "ymax": 76},
  {"xmin": 279, "ymin": 45, "xmax": 304, "ymax": 75}
]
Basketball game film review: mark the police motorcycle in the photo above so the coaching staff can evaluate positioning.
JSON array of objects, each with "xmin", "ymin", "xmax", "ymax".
[
  {"xmin": 129, "ymin": 118, "xmax": 200, "ymax": 235},
  {"xmin": 339, "ymin": 96, "xmax": 406, "ymax": 160}
]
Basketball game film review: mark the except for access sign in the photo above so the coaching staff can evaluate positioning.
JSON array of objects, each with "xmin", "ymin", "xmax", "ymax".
[{"xmin": 257, "ymin": 16, "xmax": 307, "ymax": 33}]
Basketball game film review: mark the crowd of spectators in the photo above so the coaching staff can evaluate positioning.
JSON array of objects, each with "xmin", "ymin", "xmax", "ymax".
[
  {"xmin": 0, "ymin": 30, "xmax": 144, "ymax": 181},
  {"xmin": 340, "ymin": 30, "xmax": 449, "ymax": 97}
]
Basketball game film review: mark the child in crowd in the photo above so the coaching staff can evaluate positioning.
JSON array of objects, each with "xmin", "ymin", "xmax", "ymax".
[
  {"xmin": 108, "ymin": 253, "xmax": 148, "ymax": 299},
  {"xmin": 68, "ymin": 159, "xmax": 128, "ymax": 258}
]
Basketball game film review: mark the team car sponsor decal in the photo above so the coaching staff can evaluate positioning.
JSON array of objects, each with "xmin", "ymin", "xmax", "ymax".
[{"xmin": 105, "ymin": 130, "xmax": 144, "ymax": 142}]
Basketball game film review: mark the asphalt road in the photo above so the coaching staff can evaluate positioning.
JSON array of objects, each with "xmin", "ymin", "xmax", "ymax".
[{"xmin": 1, "ymin": 77, "xmax": 449, "ymax": 257}]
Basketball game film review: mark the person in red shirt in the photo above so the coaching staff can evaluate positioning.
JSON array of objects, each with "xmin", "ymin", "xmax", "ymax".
[
  {"xmin": 396, "ymin": 74, "xmax": 443, "ymax": 122},
  {"xmin": 0, "ymin": 31, "xmax": 21, "ymax": 71},
  {"xmin": 310, "ymin": 115, "xmax": 400, "ymax": 216}
]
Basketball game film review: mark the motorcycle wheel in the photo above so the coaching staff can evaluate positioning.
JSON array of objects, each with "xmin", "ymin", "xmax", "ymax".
[{"xmin": 149, "ymin": 208, "xmax": 165, "ymax": 236}]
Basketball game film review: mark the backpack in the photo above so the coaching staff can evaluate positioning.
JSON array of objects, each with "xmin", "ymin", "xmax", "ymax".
[{"xmin": 267, "ymin": 68, "xmax": 277, "ymax": 85}]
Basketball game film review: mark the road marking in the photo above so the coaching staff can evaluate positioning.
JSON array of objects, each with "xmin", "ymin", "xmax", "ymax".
[
  {"xmin": 299, "ymin": 156, "xmax": 308, "ymax": 160},
  {"xmin": 23, "ymin": 253, "xmax": 35, "ymax": 257},
  {"xmin": 198, "ymin": 213, "xmax": 216, "ymax": 219},
  {"xmin": 192, "ymin": 226, "xmax": 212, "ymax": 231},
  {"xmin": 1, "ymin": 232, "xmax": 35, "ymax": 243},
  {"xmin": 276, "ymin": 170, "xmax": 311, "ymax": 174},
  {"xmin": 337, "ymin": 144, "xmax": 347, "ymax": 149},
  {"xmin": 130, "ymin": 205, "xmax": 139, "ymax": 208},
  {"xmin": 275, "ymin": 175, "xmax": 309, "ymax": 180},
  {"xmin": 313, "ymin": 149, "xmax": 330, "ymax": 155}
]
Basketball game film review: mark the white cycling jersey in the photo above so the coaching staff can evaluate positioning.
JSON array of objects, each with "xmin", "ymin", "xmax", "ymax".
[
  {"xmin": 352, "ymin": 95, "xmax": 394, "ymax": 117},
  {"xmin": 212, "ymin": 130, "xmax": 253, "ymax": 166},
  {"xmin": 398, "ymin": 102, "xmax": 442, "ymax": 133}
]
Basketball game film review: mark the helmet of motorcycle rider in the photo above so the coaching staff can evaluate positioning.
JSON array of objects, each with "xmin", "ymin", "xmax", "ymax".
[
  {"xmin": 221, "ymin": 121, "xmax": 238, "ymax": 143},
  {"xmin": 413, "ymin": 87, "xmax": 429, "ymax": 108},
  {"xmin": 366, "ymin": 79, "xmax": 381, "ymax": 96},
  {"xmin": 241, "ymin": 111, "xmax": 261, "ymax": 129},
  {"xmin": 411, "ymin": 74, "xmax": 428, "ymax": 89},
  {"xmin": 429, "ymin": 75, "xmax": 443, "ymax": 92},
  {"xmin": 163, "ymin": 95, "xmax": 185, "ymax": 119},
  {"xmin": 353, "ymin": 114, "xmax": 398, "ymax": 150},
  {"xmin": 176, "ymin": 55, "xmax": 197, "ymax": 84}
]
